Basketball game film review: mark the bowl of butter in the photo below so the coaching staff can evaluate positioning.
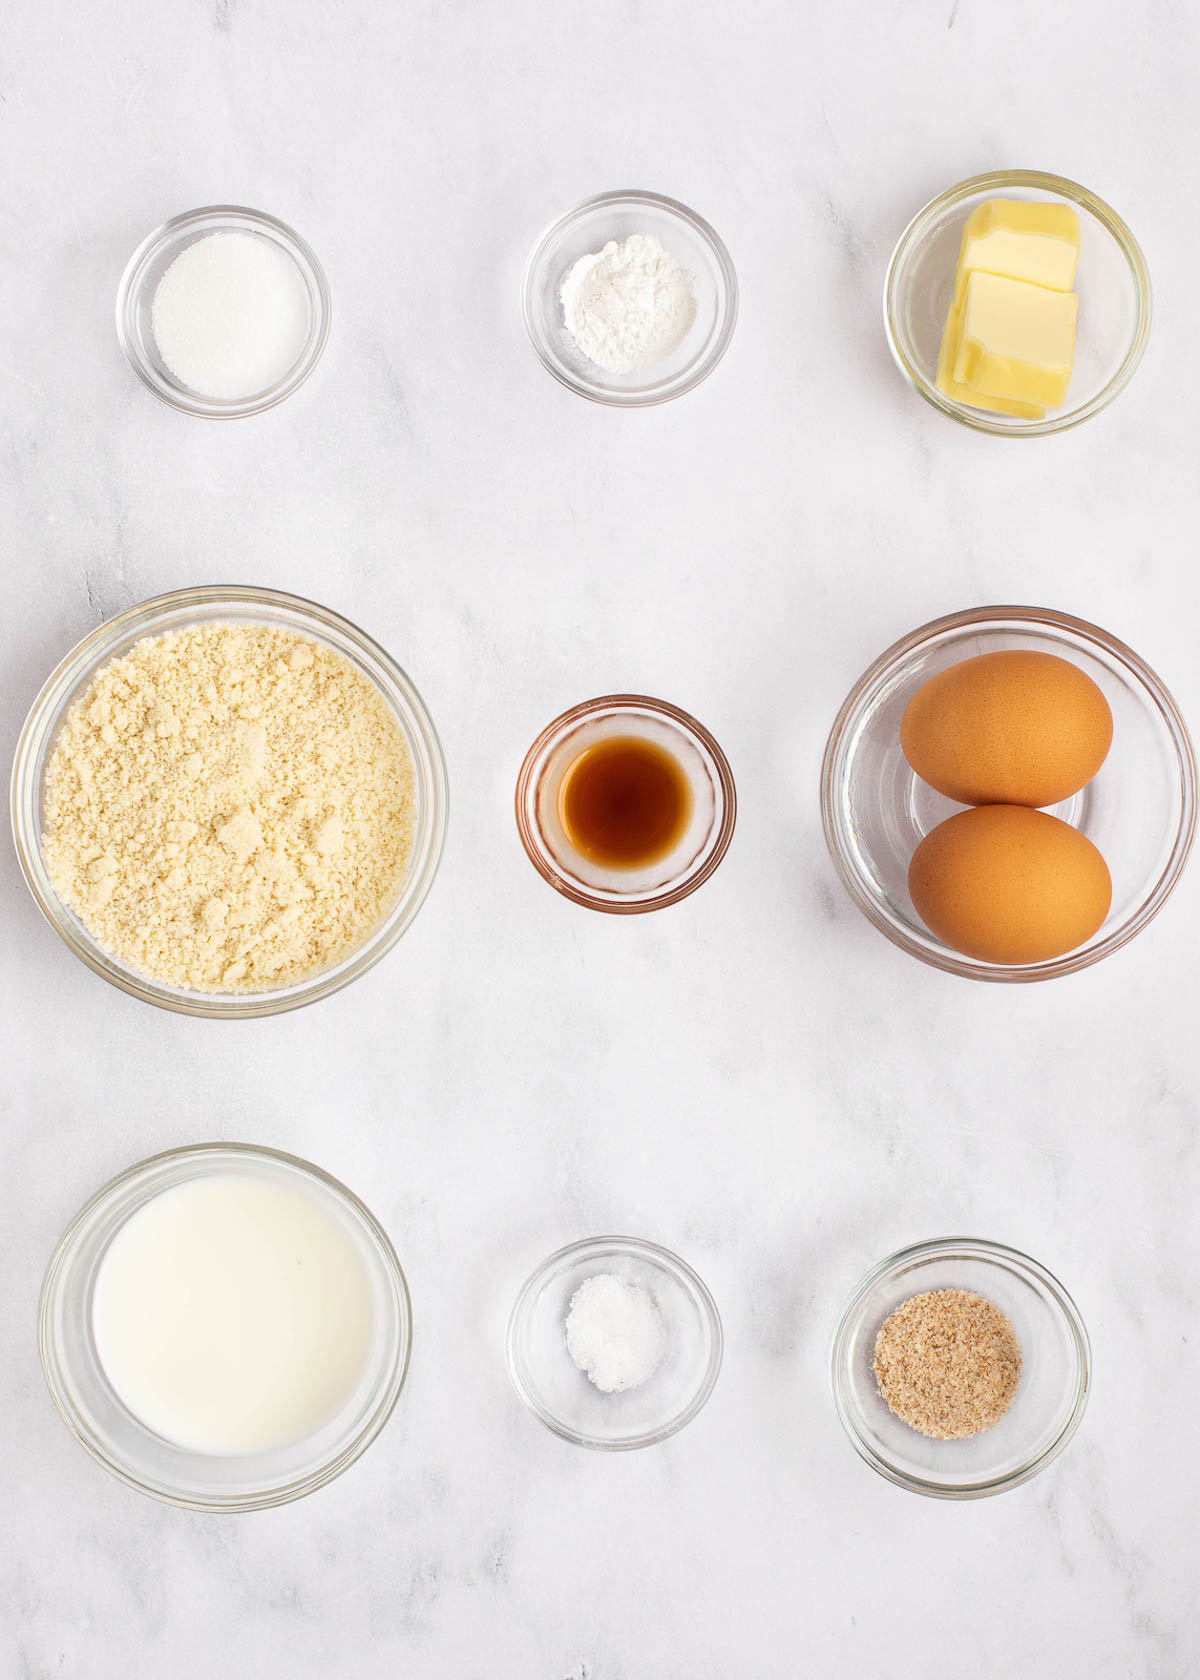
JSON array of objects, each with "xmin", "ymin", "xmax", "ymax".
[{"xmin": 884, "ymin": 170, "xmax": 1151, "ymax": 436}]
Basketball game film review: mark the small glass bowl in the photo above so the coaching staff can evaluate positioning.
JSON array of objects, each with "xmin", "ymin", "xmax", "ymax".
[
  {"xmin": 884, "ymin": 170, "xmax": 1151, "ymax": 436},
  {"xmin": 515, "ymin": 694, "xmax": 736, "ymax": 913},
  {"xmin": 11, "ymin": 585, "xmax": 448, "ymax": 1017},
  {"xmin": 506, "ymin": 1236, "xmax": 722, "ymax": 1450},
  {"xmin": 39, "ymin": 1143, "xmax": 412, "ymax": 1511},
  {"xmin": 116, "ymin": 205, "xmax": 331, "ymax": 418},
  {"xmin": 821, "ymin": 606, "xmax": 1195, "ymax": 981},
  {"xmin": 521, "ymin": 190, "xmax": 738, "ymax": 406},
  {"xmin": 830, "ymin": 1237, "xmax": 1090, "ymax": 1500}
]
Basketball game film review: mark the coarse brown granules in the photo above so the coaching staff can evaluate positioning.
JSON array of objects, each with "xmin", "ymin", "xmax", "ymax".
[
  {"xmin": 42, "ymin": 622, "xmax": 415, "ymax": 992},
  {"xmin": 872, "ymin": 1288, "xmax": 1021, "ymax": 1440}
]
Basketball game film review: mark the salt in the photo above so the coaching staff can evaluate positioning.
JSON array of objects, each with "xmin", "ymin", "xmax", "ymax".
[
  {"xmin": 150, "ymin": 231, "xmax": 310, "ymax": 402},
  {"xmin": 564, "ymin": 1273, "xmax": 667, "ymax": 1393}
]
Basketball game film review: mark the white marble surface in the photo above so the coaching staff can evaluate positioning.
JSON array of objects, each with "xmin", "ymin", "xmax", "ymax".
[{"xmin": 3, "ymin": 1, "xmax": 1198, "ymax": 1675}]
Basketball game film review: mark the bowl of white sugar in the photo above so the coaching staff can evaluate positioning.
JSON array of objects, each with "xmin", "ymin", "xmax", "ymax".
[
  {"xmin": 116, "ymin": 206, "xmax": 330, "ymax": 417},
  {"xmin": 505, "ymin": 1235, "xmax": 723, "ymax": 1449},
  {"xmin": 522, "ymin": 191, "xmax": 738, "ymax": 406}
]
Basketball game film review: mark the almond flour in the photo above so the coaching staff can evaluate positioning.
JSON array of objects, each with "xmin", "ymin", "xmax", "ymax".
[
  {"xmin": 42, "ymin": 622, "xmax": 415, "ymax": 992},
  {"xmin": 872, "ymin": 1288, "xmax": 1021, "ymax": 1440}
]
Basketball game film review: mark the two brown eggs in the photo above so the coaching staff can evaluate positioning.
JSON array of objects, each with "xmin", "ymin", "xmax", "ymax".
[{"xmin": 901, "ymin": 652, "xmax": 1113, "ymax": 963}]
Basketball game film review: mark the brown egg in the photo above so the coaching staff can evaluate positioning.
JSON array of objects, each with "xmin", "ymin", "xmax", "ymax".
[
  {"xmin": 909, "ymin": 805, "xmax": 1112, "ymax": 964},
  {"xmin": 901, "ymin": 650, "xmax": 1112, "ymax": 807}
]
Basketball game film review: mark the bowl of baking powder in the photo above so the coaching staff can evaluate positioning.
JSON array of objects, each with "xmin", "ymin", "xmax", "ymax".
[{"xmin": 522, "ymin": 190, "xmax": 738, "ymax": 406}]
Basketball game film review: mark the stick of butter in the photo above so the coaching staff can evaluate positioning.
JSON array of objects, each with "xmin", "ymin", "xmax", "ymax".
[
  {"xmin": 953, "ymin": 270, "xmax": 1078, "ymax": 408},
  {"xmin": 934, "ymin": 302, "xmax": 1046, "ymax": 418},
  {"xmin": 952, "ymin": 199, "xmax": 1081, "ymax": 305}
]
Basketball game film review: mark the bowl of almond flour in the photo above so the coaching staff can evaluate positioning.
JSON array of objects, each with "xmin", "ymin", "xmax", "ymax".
[
  {"xmin": 11, "ymin": 587, "xmax": 448, "ymax": 1017},
  {"xmin": 829, "ymin": 1237, "xmax": 1090, "ymax": 1499}
]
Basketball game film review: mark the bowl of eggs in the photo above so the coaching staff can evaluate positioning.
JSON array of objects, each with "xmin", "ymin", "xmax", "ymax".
[{"xmin": 821, "ymin": 606, "xmax": 1196, "ymax": 981}]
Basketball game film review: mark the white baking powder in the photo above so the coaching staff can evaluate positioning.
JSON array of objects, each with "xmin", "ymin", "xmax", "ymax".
[
  {"xmin": 559, "ymin": 233, "xmax": 697, "ymax": 375},
  {"xmin": 564, "ymin": 1273, "xmax": 667, "ymax": 1393},
  {"xmin": 151, "ymin": 231, "xmax": 310, "ymax": 401}
]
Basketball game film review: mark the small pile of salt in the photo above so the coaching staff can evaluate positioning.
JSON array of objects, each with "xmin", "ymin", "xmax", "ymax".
[
  {"xmin": 151, "ymin": 231, "xmax": 310, "ymax": 401},
  {"xmin": 564, "ymin": 1273, "xmax": 667, "ymax": 1393}
]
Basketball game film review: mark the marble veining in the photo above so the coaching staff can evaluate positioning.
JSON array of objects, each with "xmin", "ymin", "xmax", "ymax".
[{"xmin": 2, "ymin": 0, "xmax": 1198, "ymax": 1676}]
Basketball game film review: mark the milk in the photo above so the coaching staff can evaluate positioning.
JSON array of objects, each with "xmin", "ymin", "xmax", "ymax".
[{"xmin": 91, "ymin": 1173, "xmax": 375, "ymax": 1455}]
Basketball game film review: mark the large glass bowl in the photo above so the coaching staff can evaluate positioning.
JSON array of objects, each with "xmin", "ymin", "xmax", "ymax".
[
  {"xmin": 39, "ymin": 1143, "xmax": 412, "ymax": 1511},
  {"xmin": 830, "ymin": 1237, "xmax": 1090, "ymax": 1499},
  {"xmin": 11, "ymin": 585, "xmax": 448, "ymax": 1016},
  {"xmin": 821, "ymin": 606, "xmax": 1195, "ymax": 981},
  {"xmin": 884, "ymin": 170, "xmax": 1151, "ymax": 436}
]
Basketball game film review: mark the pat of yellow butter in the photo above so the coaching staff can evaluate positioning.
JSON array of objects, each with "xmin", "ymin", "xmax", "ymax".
[
  {"xmin": 953, "ymin": 271, "xmax": 1077, "ymax": 408},
  {"xmin": 952, "ymin": 198, "xmax": 1080, "ymax": 305},
  {"xmin": 935, "ymin": 302, "xmax": 1045, "ymax": 418}
]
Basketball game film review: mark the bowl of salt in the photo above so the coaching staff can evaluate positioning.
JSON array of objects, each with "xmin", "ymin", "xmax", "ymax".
[
  {"xmin": 116, "ymin": 205, "xmax": 330, "ymax": 418},
  {"xmin": 505, "ymin": 1234, "xmax": 723, "ymax": 1449}
]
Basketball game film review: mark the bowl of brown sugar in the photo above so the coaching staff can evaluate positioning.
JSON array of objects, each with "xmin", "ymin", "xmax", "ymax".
[
  {"xmin": 12, "ymin": 586, "xmax": 448, "ymax": 1017},
  {"xmin": 830, "ymin": 1237, "xmax": 1090, "ymax": 1499}
]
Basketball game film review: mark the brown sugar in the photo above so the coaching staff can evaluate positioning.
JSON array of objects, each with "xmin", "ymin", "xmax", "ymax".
[{"xmin": 872, "ymin": 1288, "xmax": 1021, "ymax": 1440}]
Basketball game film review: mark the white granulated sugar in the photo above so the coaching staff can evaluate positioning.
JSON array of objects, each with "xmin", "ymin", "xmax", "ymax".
[
  {"xmin": 564, "ymin": 1273, "xmax": 667, "ymax": 1393},
  {"xmin": 559, "ymin": 233, "xmax": 697, "ymax": 375},
  {"xmin": 151, "ymin": 231, "xmax": 310, "ymax": 401}
]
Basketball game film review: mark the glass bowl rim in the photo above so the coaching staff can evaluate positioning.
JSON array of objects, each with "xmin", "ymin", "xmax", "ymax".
[
  {"xmin": 883, "ymin": 169, "xmax": 1152, "ymax": 437},
  {"xmin": 829, "ymin": 1235, "xmax": 1091, "ymax": 1500},
  {"xmin": 38, "ymin": 1140, "xmax": 413, "ymax": 1512},
  {"xmin": 514, "ymin": 692, "xmax": 737, "ymax": 913},
  {"xmin": 820, "ymin": 604, "xmax": 1197, "ymax": 982},
  {"xmin": 504, "ymin": 1232, "xmax": 724, "ymax": 1450},
  {"xmin": 520, "ymin": 188, "xmax": 739, "ymax": 407},
  {"xmin": 10, "ymin": 583, "xmax": 449, "ymax": 1017},
  {"xmin": 115, "ymin": 203, "xmax": 332, "ymax": 419}
]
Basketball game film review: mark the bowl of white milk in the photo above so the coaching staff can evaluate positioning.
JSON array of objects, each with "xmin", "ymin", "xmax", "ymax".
[{"xmin": 39, "ymin": 1143, "xmax": 410, "ymax": 1509}]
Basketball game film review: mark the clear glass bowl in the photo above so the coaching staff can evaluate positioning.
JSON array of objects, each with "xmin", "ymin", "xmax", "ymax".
[
  {"xmin": 830, "ymin": 1237, "xmax": 1090, "ymax": 1499},
  {"xmin": 821, "ymin": 606, "xmax": 1195, "ymax": 981},
  {"xmin": 11, "ymin": 585, "xmax": 448, "ymax": 1016},
  {"xmin": 506, "ymin": 1235, "xmax": 722, "ymax": 1450},
  {"xmin": 515, "ymin": 694, "xmax": 736, "ymax": 912},
  {"xmin": 39, "ymin": 1143, "xmax": 412, "ymax": 1511},
  {"xmin": 116, "ymin": 205, "xmax": 331, "ymax": 418},
  {"xmin": 521, "ymin": 190, "xmax": 738, "ymax": 406},
  {"xmin": 884, "ymin": 170, "xmax": 1151, "ymax": 436}
]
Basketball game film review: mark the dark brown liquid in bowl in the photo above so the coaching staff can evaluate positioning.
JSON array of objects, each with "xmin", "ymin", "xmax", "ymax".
[{"xmin": 557, "ymin": 735, "xmax": 693, "ymax": 869}]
